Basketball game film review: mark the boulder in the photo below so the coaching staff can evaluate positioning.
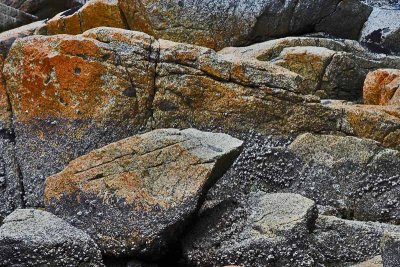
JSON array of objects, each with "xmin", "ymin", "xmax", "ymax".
[
  {"xmin": 0, "ymin": 3, "xmax": 38, "ymax": 32},
  {"xmin": 46, "ymin": 0, "xmax": 371, "ymax": 50},
  {"xmin": 363, "ymin": 69, "xmax": 400, "ymax": 105},
  {"xmin": 207, "ymin": 133, "xmax": 400, "ymax": 223},
  {"xmin": 182, "ymin": 192, "xmax": 317, "ymax": 266},
  {"xmin": 0, "ymin": 209, "xmax": 104, "ymax": 266},
  {"xmin": 311, "ymin": 216, "xmax": 400, "ymax": 265},
  {"xmin": 381, "ymin": 231, "xmax": 400, "ymax": 267},
  {"xmin": 360, "ymin": 8, "xmax": 400, "ymax": 55},
  {"xmin": 45, "ymin": 128, "xmax": 243, "ymax": 258}
]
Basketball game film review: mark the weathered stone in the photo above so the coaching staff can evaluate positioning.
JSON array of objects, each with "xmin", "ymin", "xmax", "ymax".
[
  {"xmin": 46, "ymin": 0, "xmax": 372, "ymax": 50},
  {"xmin": 4, "ymin": 28, "xmax": 158, "ymax": 207},
  {"xmin": 0, "ymin": 209, "xmax": 104, "ymax": 266},
  {"xmin": 360, "ymin": 8, "xmax": 400, "ymax": 55},
  {"xmin": 45, "ymin": 128, "xmax": 243, "ymax": 258},
  {"xmin": 0, "ymin": 3, "xmax": 38, "ymax": 32},
  {"xmin": 351, "ymin": 256, "xmax": 383, "ymax": 267},
  {"xmin": 182, "ymin": 192, "xmax": 317, "ymax": 266},
  {"xmin": 47, "ymin": 0, "xmax": 127, "ymax": 35},
  {"xmin": 207, "ymin": 133, "xmax": 400, "ymax": 223},
  {"xmin": 381, "ymin": 231, "xmax": 400, "ymax": 267},
  {"xmin": 363, "ymin": 69, "xmax": 400, "ymax": 105},
  {"xmin": 311, "ymin": 216, "xmax": 400, "ymax": 265}
]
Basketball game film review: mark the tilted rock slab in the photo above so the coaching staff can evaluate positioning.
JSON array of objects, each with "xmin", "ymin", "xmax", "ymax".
[
  {"xmin": 363, "ymin": 69, "xmax": 400, "ymax": 105},
  {"xmin": 182, "ymin": 192, "xmax": 317, "ymax": 266},
  {"xmin": 45, "ymin": 0, "xmax": 371, "ymax": 50},
  {"xmin": 0, "ymin": 209, "xmax": 104, "ymax": 266},
  {"xmin": 45, "ymin": 128, "xmax": 243, "ymax": 258}
]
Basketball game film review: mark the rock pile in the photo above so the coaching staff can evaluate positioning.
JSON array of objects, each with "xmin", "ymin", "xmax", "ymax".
[{"xmin": 0, "ymin": 0, "xmax": 399, "ymax": 266}]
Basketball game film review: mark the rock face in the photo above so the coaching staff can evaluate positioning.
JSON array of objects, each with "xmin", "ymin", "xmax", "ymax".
[
  {"xmin": 381, "ymin": 231, "xmax": 400, "ymax": 267},
  {"xmin": 182, "ymin": 192, "xmax": 317, "ymax": 267},
  {"xmin": 352, "ymin": 256, "xmax": 383, "ymax": 267},
  {"xmin": 43, "ymin": 0, "xmax": 372, "ymax": 50},
  {"xmin": 0, "ymin": 209, "xmax": 104, "ymax": 266},
  {"xmin": 0, "ymin": 2, "xmax": 38, "ymax": 32},
  {"xmin": 363, "ymin": 69, "xmax": 400, "ymax": 105},
  {"xmin": 312, "ymin": 216, "xmax": 400, "ymax": 265},
  {"xmin": 360, "ymin": 8, "xmax": 400, "ymax": 54},
  {"xmin": 208, "ymin": 133, "xmax": 400, "ymax": 223},
  {"xmin": 45, "ymin": 128, "xmax": 243, "ymax": 258}
]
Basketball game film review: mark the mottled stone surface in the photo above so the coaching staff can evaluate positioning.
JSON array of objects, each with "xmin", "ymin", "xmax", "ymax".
[
  {"xmin": 363, "ymin": 69, "xmax": 400, "ymax": 105},
  {"xmin": 45, "ymin": 128, "xmax": 243, "ymax": 258},
  {"xmin": 182, "ymin": 192, "xmax": 317, "ymax": 266},
  {"xmin": 0, "ymin": 209, "xmax": 104, "ymax": 266},
  {"xmin": 381, "ymin": 231, "xmax": 400, "ymax": 267}
]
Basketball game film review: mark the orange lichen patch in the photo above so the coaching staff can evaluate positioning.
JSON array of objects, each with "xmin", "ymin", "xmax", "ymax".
[
  {"xmin": 47, "ymin": 0, "xmax": 126, "ymax": 35},
  {"xmin": 118, "ymin": 0, "xmax": 156, "ymax": 37},
  {"xmin": 4, "ymin": 36, "xmax": 130, "ymax": 122},
  {"xmin": 363, "ymin": 69, "xmax": 400, "ymax": 105}
]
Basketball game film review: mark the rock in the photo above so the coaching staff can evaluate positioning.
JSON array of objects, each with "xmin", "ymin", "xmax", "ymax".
[
  {"xmin": 46, "ymin": 0, "xmax": 371, "ymax": 50},
  {"xmin": 4, "ymin": 28, "xmax": 158, "ymax": 207},
  {"xmin": 311, "ymin": 216, "xmax": 400, "ymax": 265},
  {"xmin": 351, "ymin": 256, "xmax": 383, "ymax": 267},
  {"xmin": 2, "ymin": 0, "xmax": 82, "ymax": 19},
  {"xmin": 363, "ymin": 69, "xmax": 400, "ymax": 105},
  {"xmin": 182, "ymin": 192, "xmax": 317, "ymax": 266},
  {"xmin": 0, "ymin": 209, "xmax": 104, "ymax": 266},
  {"xmin": 0, "ymin": 2, "xmax": 38, "ymax": 32},
  {"xmin": 381, "ymin": 231, "xmax": 400, "ymax": 267},
  {"xmin": 220, "ymin": 36, "xmax": 400, "ymax": 100},
  {"xmin": 360, "ymin": 8, "xmax": 400, "ymax": 55},
  {"xmin": 46, "ymin": 0, "xmax": 127, "ymax": 35},
  {"xmin": 207, "ymin": 133, "xmax": 400, "ymax": 223},
  {"xmin": 44, "ymin": 128, "xmax": 243, "ymax": 258}
]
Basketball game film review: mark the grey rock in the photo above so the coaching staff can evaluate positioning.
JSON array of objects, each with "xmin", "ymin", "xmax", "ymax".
[
  {"xmin": 311, "ymin": 216, "xmax": 400, "ymax": 265},
  {"xmin": 351, "ymin": 256, "xmax": 383, "ymax": 267},
  {"xmin": 360, "ymin": 8, "xmax": 400, "ymax": 55},
  {"xmin": 381, "ymin": 231, "xmax": 400, "ymax": 267},
  {"xmin": 0, "ymin": 209, "xmax": 104, "ymax": 266},
  {"xmin": 207, "ymin": 133, "xmax": 400, "ymax": 223},
  {"xmin": 45, "ymin": 128, "xmax": 243, "ymax": 258},
  {"xmin": 0, "ymin": 2, "xmax": 37, "ymax": 32},
  {"xmin": 182, "ymin": 192, "xmax": 317, "ymax": 267}
]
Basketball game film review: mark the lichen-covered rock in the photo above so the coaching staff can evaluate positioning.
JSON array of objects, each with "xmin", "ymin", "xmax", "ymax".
[
  {"xmin": 182, "ymin": 192, "xmax": 317, "ymax": 266},
  {"xmin": 0, "ymin": 209, "xmax": 104, "ymax": 266},
  {"xmin": 311, "ymin": 216, "xmax": 400, "ymax": 265},
  {"xmin": 207, "ymin": 133, "xmax": 400, "ymax": 223},
  {"xmin": 46, "ymin": 0, "xmax": 127, "ymax": 35},
  {"xmin": 46, "ymin": 0, "xmax": 371, "ymax": 50},
  {"xmin": 4, "ymin": 28, "xmax": 158, "ymax": 207},
  {"xmin": 45, "ymin": 128, "xmax": 243, "ymax": 258},
  {"xmin": 381, "ymin": 231, "xmax": 400, "ymax": 267},
  {"xmin": 363, "ymin": 69, "xmax": 400, "ymax": 105}
]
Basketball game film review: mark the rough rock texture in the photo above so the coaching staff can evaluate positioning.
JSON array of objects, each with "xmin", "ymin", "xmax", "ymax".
[
  {"xmin": 207, "ymin": 133, "xmax": 400, "ymax": 223},
  {"xmin": 363, "ymin": 69, "xmax": 400, "ymax": 105},
  {"xmin": 45, "ymin": 128, "xmax": 243, "ymax": 258},
  {"xmin": 182, "ymin": 192, "xmax": 317, "ymax": 267},
  {"xmin": 351, "ymin": 256, "xmax": 383, "ymax": 267},
  {"xmin": 0, "ymin": 209, "xmax": 104, "ymax": 266},
  {"xmin": 311, "ymin": 216, "xmax": 400, "ymax": 265},
  {"xmin": 2, "ymin": 0, "xmax": 82, "ymax": 19},
  {"xmin": 360, "ymin": 8, "xmax": 400, "ymax": 55},
  {"xmin": 381, "ymin": 231, "xmax": 400, "ymax": 267},
  {"xmin": 44, "ymin": 0, "xmax": 372, "ymax": 50},
  {"xmin": 0, "ymin": 3, "xmax": 38, "ymax": 32}
]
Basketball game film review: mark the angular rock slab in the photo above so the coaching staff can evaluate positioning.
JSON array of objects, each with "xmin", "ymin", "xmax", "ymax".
[
  {"xmin": 0, "ymin": 209, "xmax": 104, "ymax": 267},
  {"xmin": 182, "ymin": 192, "xmax": 317, "ymax": 266},
  {"xmin": 363, "ymin": 69, "xmax": 400, "ymax": 105},
  {"xmin": 45, "ymin": 128, "xmax": 243, "ymax": 258},
  {"xmin": 381, "ymin": 231, "xmax": 400, "ymax": 267}
]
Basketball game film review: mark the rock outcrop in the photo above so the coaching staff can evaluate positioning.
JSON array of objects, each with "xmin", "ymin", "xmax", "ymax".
[
  {"xmin": 0, "ymin": 209, "xmax": 104, "ymax": 266},
  {"xmin": 45, "ymin": 128, "xmax": 243, "ymax": 258}
]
